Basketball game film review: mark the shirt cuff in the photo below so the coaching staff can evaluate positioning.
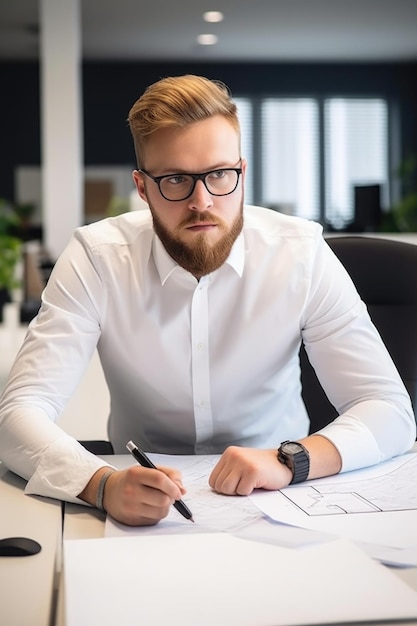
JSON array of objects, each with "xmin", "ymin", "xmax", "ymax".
[
  {"xmin": 24, "ymin": 436, "xmax": 115, "ymax": 504},
  {"xmin": 316, "ymin": 413, "xmax": 382, "ymax": 473}
]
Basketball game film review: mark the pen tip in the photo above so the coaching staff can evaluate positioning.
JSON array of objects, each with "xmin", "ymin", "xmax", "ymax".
[{"xmin": 190, "ymin": 517, "xmax": 195, "ymax": 523}]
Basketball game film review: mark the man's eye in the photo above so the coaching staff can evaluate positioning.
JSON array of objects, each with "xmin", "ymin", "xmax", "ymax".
[
  {"xmin": 209, "ymin": 169, "xmax": 226, "ymax": 180},
  {"xmin": 167, "ymin": 175, "xmax": 187, "ymax": 185}
]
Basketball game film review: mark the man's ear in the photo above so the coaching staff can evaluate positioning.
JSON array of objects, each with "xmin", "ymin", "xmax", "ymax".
[{"xmin": 132, "ymin": 170, "xmax": 148, "ymax": 203}]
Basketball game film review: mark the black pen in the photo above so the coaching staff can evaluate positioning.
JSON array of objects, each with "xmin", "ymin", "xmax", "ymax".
[{"xmin": 126, "ymin": 440, "xmax": 194, "ymax": 522}]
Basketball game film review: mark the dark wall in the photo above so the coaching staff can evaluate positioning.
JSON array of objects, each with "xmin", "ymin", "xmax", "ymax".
[
  {"xmin": 1, "ymin": 60, "xmax": 417, "ymax": 203},
  {"xmin": 0, "ymin": 62, "xmax": 41, "ymax": 203}
]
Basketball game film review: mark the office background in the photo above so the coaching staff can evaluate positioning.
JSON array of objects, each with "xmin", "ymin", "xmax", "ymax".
[
  {"xmin": 1, "ymin": 59, "xmax": 417, "ymax": 199},
  {"xmin": 1, "ymin": 0, "xmax": 417, "ymax": 244}
]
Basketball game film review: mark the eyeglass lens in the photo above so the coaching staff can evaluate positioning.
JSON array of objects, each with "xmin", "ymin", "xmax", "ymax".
[{"xmin": 160, "ymin": 169, "xmax": 240, "ymax": 201}]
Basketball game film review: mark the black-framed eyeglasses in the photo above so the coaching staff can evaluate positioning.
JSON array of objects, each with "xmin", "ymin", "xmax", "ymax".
[{"xmin": 139, "ymin": 165, "xmax": 243, "ymax": 202}]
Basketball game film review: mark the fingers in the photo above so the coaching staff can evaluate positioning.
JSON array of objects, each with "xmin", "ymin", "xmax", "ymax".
[
  {"xmin": 209, "ymin": 446, "xmax": 286, "ymax": 495},
  {"xmin": 136, "ymin": 465, "xmax": 184, "ymax": 499},
  {"xmin": 158, "ymin": 465, "xmax": 187, "ymax": 496},
  {"xmin": 209, "ymin": 446, "xmax": 256, "ymax": 495},
  {"xmin": 104, "ymin": 466, "xmax": 185, "ymax": 526}
]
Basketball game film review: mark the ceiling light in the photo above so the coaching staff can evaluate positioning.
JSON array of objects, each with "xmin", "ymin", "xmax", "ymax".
[
  {"xmin": 203, "ymin": 11, "xmax": 224, "ymax": 23},
  {"xmin": 197, "ymin": 34, "xmax": 218, "ymax": 46}
]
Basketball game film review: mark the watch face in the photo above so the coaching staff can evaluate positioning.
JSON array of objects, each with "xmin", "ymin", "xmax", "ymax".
[{"xmin": 283, "ymin": 442, "xmax": 302, "ymax": 454}]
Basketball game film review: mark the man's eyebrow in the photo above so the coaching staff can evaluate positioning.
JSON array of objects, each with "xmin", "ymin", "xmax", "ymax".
[{"xmin": 157, "ymin": 163, "xmax": 239, "ymax": 176}]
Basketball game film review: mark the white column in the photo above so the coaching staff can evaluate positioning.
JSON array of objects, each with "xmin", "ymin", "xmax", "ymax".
[{"xmin": 39, "ymin": 0, "xmax": 83, "ymax": 260}]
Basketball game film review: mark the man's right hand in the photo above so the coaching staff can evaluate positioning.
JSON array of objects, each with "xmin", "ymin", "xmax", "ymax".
[{"xmin": 79, "ymin": 465, "xmax": 186, "ymax": 526}]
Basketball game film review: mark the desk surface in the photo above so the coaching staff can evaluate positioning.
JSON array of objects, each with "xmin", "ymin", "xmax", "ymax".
[
  {"xmin": 2, "ymin": 457, "xmax": 417, "ymax": 626},
  {"xmin": 57, "ymin": 455, "xmax": 417, "ymax": 626},
  {"xmin": 0, "ymin": 463, "xmax": 62, "ymax": 626}
]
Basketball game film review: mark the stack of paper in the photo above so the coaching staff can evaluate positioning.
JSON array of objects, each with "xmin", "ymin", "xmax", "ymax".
[
  {"xmin": 64, "ymin": 533, "xmax": 417, "ymax": 625},
  {"xmin": 250, "ymin": 452, "xmax": 417, "ymax": 566}
]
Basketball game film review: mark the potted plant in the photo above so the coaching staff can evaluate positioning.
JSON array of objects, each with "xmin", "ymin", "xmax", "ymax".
[
  {"xmin": 382, "ymin": 154, "xmax": 417, "ymax": 232},
  {"xmin": 0, "ymin": 199, "xmax": 22, "ymax": 322}
]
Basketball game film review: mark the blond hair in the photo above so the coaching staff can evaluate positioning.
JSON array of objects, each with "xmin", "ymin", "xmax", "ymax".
[{"xmin": 128, "ymin": 75, "xmax": 240, "ymax": 167}]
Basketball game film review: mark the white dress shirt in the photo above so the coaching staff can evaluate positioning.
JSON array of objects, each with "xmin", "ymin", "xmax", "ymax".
[{"xmin": 0, "ymin": 205, "xmax": 415, "ymax": 503}]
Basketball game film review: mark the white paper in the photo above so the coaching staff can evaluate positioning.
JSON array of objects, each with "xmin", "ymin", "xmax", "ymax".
[
  {"xmin": 105, "ymin": 453, "xmax": 262, "ymax": 536},
  {"xmin": 280, "ymin": 452, "xmax": 417, "ymax": 515},
  {"xmin": 249, "ymin": 452, "xmax": 417, "ymax": 565},
  {"xmin": 104, "ymin": 452, "xmax": 417, "ymax": 566},
  {"xmin": 64, "ymin": 534, "xmax": 417, "ymax": 626}
]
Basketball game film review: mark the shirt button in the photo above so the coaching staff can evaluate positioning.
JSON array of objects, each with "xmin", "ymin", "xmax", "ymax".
[
  {"xmin": 198, "ymin": 400, "xmax": 206, "ymax": 407},
  {"xmin": 197, "ymin": 342, "xmax": 205, "ymax": 350}
]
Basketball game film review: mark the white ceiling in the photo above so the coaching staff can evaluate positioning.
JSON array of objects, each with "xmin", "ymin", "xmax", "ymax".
[{"xmin": 0, "ymin": 0, "xmax": 417, "ymax": 63}]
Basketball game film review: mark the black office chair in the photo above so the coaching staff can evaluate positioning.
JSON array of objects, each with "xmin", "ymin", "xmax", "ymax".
[
  {"xmin": 301, "ymin": 236, "xmax": 417, "ymax": 434},
  {"xmin": 78, "ymin": 440, "xmax": 114, "ymax": 455}
]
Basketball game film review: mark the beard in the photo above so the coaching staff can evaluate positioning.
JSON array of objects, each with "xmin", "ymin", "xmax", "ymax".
[{"xmin": 149, "ymin": 200, "xmax": 244, "ymax": 278}]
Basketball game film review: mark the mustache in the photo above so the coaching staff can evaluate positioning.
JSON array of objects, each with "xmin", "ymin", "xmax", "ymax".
[{"xmin": 179, "ymin": 212, "xmax": 220, "ymax": 228}]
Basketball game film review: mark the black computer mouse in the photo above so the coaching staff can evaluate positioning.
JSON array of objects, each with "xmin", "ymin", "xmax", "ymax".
[{"xmin": 0, "ymin": 536, "xmax": 42, "ymax": 557}]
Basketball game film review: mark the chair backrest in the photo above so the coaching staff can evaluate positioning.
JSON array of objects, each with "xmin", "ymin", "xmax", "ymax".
[
  {"xmin": 78, "ymin": 440, "xmax": 114, "ymax": 455},
  {"xmin": 302, "ymin": 236, "xmax": 417, "ymax": 434}
]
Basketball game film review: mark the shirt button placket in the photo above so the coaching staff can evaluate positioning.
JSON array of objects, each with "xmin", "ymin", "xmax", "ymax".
[{"xmin": 190, "ymin": 277, "xmax": 213, "ymax": 446}]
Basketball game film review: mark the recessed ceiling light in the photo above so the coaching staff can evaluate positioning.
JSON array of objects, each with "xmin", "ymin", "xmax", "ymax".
[
  {"xmin": 203, "ymin": 11, "xmax": 224, "ymax": 23},
  {"xmin": 197, "ymin": 33, "xmax": 218, "ymax": 46}
]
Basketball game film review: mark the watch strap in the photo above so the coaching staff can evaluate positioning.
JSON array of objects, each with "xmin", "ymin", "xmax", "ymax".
[{"xmin": 278, "ymin": 440, "xmax": 310, "ymax": 484}]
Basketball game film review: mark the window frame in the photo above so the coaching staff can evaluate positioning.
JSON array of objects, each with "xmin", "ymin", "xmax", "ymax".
[{"xmin": 235, "ymin": 93, "xmax": 393, "ymax": 229}]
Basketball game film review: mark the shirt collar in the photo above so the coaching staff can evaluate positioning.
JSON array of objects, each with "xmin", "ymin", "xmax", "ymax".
[{"xmin": 152, "ymin": 230, "xmax": 245, "ymax": 285}]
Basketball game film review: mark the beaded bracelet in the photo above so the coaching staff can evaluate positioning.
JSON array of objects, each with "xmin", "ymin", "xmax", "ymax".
[{"xmin": 95, "ymin": 469, "xmax": 115, "ymax": 511}]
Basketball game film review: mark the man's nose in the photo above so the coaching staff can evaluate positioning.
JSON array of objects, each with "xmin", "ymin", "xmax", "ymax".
[{"xmin": 187, "ymin": 179, "xmax": 214, "ymax": 211}]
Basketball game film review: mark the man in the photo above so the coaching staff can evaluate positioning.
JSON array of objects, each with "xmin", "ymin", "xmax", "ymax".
[{"xmin": 0, "ymin": 75, "xmax": 415, "ymax": 526}]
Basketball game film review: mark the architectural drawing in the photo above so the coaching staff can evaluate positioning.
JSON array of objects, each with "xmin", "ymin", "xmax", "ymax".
[{"xmin": 281, "ymin": 454, "xmax": 417, "ymax": 515}]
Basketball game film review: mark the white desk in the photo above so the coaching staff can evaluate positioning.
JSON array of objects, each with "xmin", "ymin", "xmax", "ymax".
[
  {"xmin": 2, "ymin": 457, "xmax": 417, "ymax": 626},
  {"xmin": 0, "ymin": 463, "xmax": 63, "ymax": 626},
  {"xmin": 55, "ymin": 455, "xmax": 417, "ymax": 626}
]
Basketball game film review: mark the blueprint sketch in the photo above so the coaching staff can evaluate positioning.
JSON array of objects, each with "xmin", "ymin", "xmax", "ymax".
[
  {"xmin": 163, "ymin": 454, "xmax": 261, "ymax": 532},
  {"xmin": 106, "ymin": 453, "xmax": 262, "ymax": 537},
  {"xmin": 281, "ymin": 453, "xmax": 417, "ymax": 516}
]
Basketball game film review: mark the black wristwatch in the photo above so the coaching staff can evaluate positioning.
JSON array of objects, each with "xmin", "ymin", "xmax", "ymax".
[{"xmin": 277, "ymin": 440, "xmax": 310, "ymax": 484}]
